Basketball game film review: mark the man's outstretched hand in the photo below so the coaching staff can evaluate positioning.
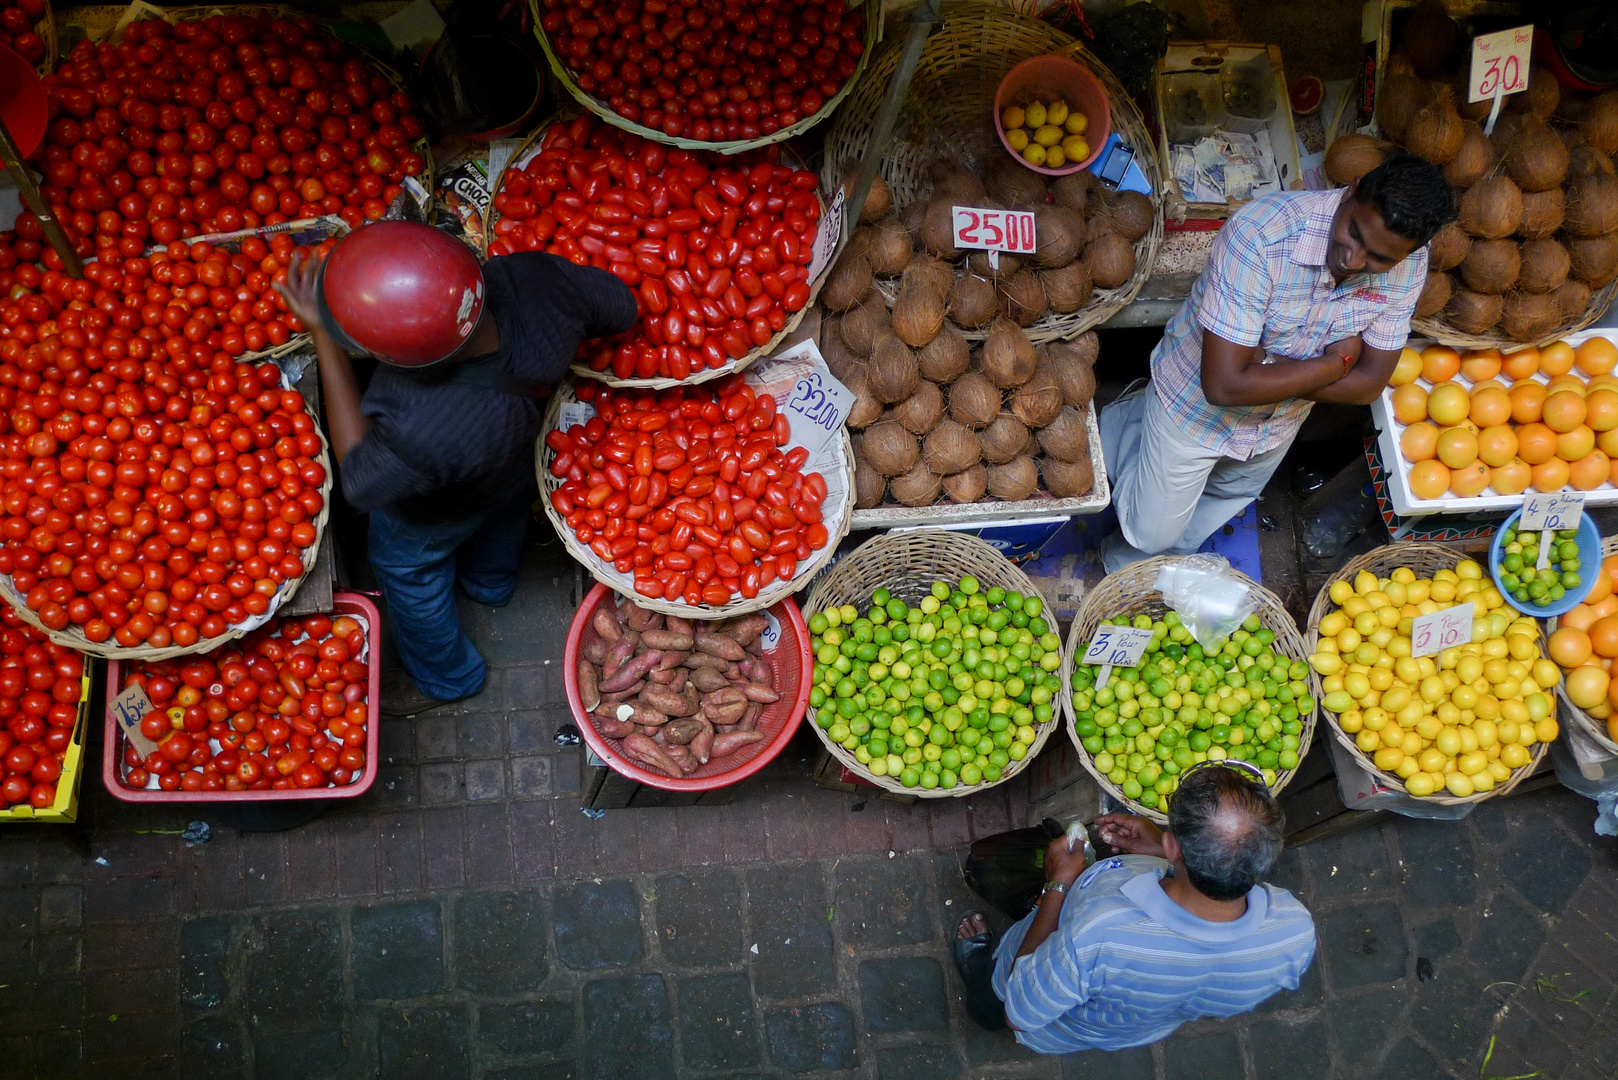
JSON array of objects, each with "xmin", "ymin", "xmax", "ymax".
[{"xmin": 1095, "ymin": 813, "xmax": 1167, "ymax": 858}]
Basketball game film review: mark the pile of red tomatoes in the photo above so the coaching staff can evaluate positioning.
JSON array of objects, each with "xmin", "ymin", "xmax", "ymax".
[
  {"xmin": 0, "ymin": 0, "xmax": 46, "ymax": 68},
  {"xmin": 489, "ymin": 115, "xmax": 821, "ymax": 382},
  {"xmin": 117, "ymin": 611, "xmax": 370, "ymax": 793},
  {"xmin": 538, "ymin": 0, "xmax": 863, "ymax": 142},
  {"xmin": 0, "ymin": 607, "xmax": 84, "ymax": 810},
  {"xmin": 23, "ymin": 11, "xmax": 425, "ymax": 265},
  {"xmin": 546, "ymin": 375, "xmax": 831, "ymax": 605}
]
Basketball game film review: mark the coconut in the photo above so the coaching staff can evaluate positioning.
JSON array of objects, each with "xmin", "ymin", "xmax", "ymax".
[
  {"xmin": 1458, "ymin": 174, "xmax": 1522, "ymax": 239},
  {"xmin": 820, "ymin": 321, "xmax": 862, "ymax": 382},
  {"xmin": 1501, "ymin": 115, "xmax": 1569, "ymax": 192},
  {"xmin": 1098, "ymin": 191, "xmax": 1154, "ymax": 243},
  {"xmin": 1036, "ymin": 407, "xmax": 1089, "ymax": 462},
  {"xmin": 1033, "ymin": 206, "xmax": 1085, "ymax": 268},
  {"xmin": 857, "ymin": 174, "xmax": 893, "ymax": 223},
  {"xmin": 888, "ymin": 462, "xmax": 942, "ymax": 507},
  {"xmin": 920, "ymin": 195, "xmax": 962, "ymax": 259},
  {"xmin": 892, "ymin": 263, "xmax": 949, "ymax": 347},
  {"xmin": 948, "ymin": 273, "xmax": 997, "ymax": 329},
  {"xmin": 1442, "ymin": 122, "xmax": 1495, "ymax": 188},
  {"xmin": 917, "ymin": 324, "xmax": 969, "ymax": 383},
  {"xmin": 820, "ymin": 251, "xmax": 873, "ymax": 312},
  {"xmin": 868, "ymin": 331, "xmax": 920, "ymax": 403},
  {"xmin": 892, "ymin": 379, "xmax": 945, "ymax": 435},
  {"xmin": 1009, "ymin": 362, "xmax": 1064, "ymax": 429},
  {"xmin": 1459, "ymin": 238, "xmax": 1520, "ymax": 294},
  {"xmin": 1567, "ymin": 235, "xmax": 1618, "ymax": 287},
  {"xmin": 1454, "ymin": 70, "xmax": 1491, "ymax": 122},
  {"xmin": 1324, "ymin": 134, "xmax": 1386, "ymax": 187},
  {"xmin": 987, "ymin": 456, "xmax": 1040, "ymax": 501},
  {"xmin": 922, "ymin": 419, "xmax": 981, "ymax": 475},
  {"xmin": 904, "ymin": 252, "xmax": 957, "ymax": 295},
  {"xmin": 1585, "ymin": 90, "xmax": 1618, "ymax": 157},
  {"xmin": 1085, "ymin": 233, "xmax": 1136, "ymax": 290},
  {"xmin": 1519, "ymin": 188, "xmax": 1565, "ymax": 239},
  {"xmin": 1569, "ymin": 145, "xmax": 1617, "ymax": 182},
  {"xmin": 1043, "ymin": 340, "xmax": 1097, "ymax": 409},
  {"xmin": 1500, "ymin": 291, "xmax": 1563, "ymax": 342},
  {"xmin": 844, "ymin": 365, "xmax": 883, "ymax": 429},
  {"xmin": 839, "ymin": 292, "xmax": 888, "ymax": 356},
  {"xmin": 942, "ymin": 464, "xmax": 987, "ymax": 503},
  {"xmin": 982, "ymin": 318, "xmax": 1038, "ymax": 388},
  {"xmin": 1564, "ymin": 174, "xmax": 1618, "ymax": 237},
  {"xmin": 967, "ymin": 250, "xmax": 1023, "ymax": 278},
  {"xmin": 1375, "ymin": 72, "xmax": 1430, "ymax": 141},
  {"xmin": 1506, "ymin": 66, "xmax": 1560, "ymax": 120},
  {"xmin": 979, "ymin": 413, "xmax": 1030, "ymax": 464},
  {"xmin": 1518, "ymin": 239, "xmax": 1570, "ymax": 294},
  {"xmin": 931, "ymin": 162, "xmax": 987, "ymax": 205},
  {"xmin": 948, "ymin": 371, "xmax": 1002, "ymax": 430},
  {"xmin": 1555, "ymin": 279, "xmax": 1593, "ymax": 320},
  {"xmin": 986, "ymin": 157, "xmax": 1046, "ymax": 210},
  {"xmin": 1444, "ymin": 286, "xmax": 1504, "ymax": 334},
  {"xmin": 1040, "ymin": 262, "xmax": 1094, "ymax": 315},
  {"xmin": 899, "ymin": 198, "xmax": 927, "ymax": 237},
  {"xmin": 1406, "ymin": 94, "xmax": 1465, "ymax": 166},
  {"xmin": 867, "ymin": 216, "xmax": 914, "ymax": 275},
  {"xmin": 1051, "ymin": 170, "xmax": 1099, "ymax": 216},
  {"xmin": 1428, "ymin": 222, "xmax": 1471, "ymax": 271},
  {"xmin": 1042, "ymin": 455, "xmax": 1094, "ymax": 498},
  {"xmin": 853, "ymin": 453, "xmax": 886, "ymax": 508},
  {"xmin": 997, "ymin": 269, "xmax": 1048, "ymax": 327},
  {"xmin": 1414, "ymin": 271, "xmax": 1452, "ymax": 318},
  {"xmin": 860, "ymin": 419, "xmax": 919, "ymax": 477},
  {"xmin": 1402, "ymin": 2, "xmax": 1459, "ymax": 76}
]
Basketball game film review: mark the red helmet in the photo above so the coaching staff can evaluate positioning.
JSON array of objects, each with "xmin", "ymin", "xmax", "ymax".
[{"xmin": 317, "ymin": 221, "xmax": 485, "ymax": 367}]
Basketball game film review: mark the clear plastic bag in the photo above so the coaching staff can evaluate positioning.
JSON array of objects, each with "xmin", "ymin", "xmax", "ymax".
[{"xmin": 1153, "ymin": 555, "xmax": 1258, "ymax": 649}]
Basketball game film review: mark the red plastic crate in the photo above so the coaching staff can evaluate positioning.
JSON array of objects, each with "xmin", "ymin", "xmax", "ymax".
[{"xmin": 102, "ymin": 592, "xmax": 382, "ymax": 802}]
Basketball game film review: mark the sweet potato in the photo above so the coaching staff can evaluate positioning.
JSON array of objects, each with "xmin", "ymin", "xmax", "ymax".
[
  {"xmin": 624, "ymin": 733, "xmax": 682, "ymax": 777},
  {"xmin": 723, "ymin": 614, "xmax": 770, "ymax": 645},
  {"xmin": 740, "ymin": 682, "xmax": 779, "ymax": 703},
  {"xmin": 581, "ymin": 638, "xmax": 610, "ymax": 665},
  {"xmin": 591, "ymin": 715, "xmax": 638, "ymax": 738},
  {"xmin": 656, "ymin": 650, "xmax": 686, "ymax": 670},
  {"xmin": 624, "ymin": 703, "xmax": 671, "ymax": 726},
  {"xmin": 624, "ymin": 603, "xmax": 661, "ymax": 632},
  {"xmin": 639, "ymin": 687, "xmax": 696, "ymax": 717},
  {"xmin": 690, "ymin": 719, "xmax": 715, "ymax": 764},
  {"xmin": 663, "ymin": 718, "xmax": 707, "ymax": 745},
  {"xmin": 691, "ymin": 667, "xmax": 730, "ymax": 693},
  {"xmin": 592, "ymin": 608, "xmax": 622, "ymax": 643},
  {"xmin": 712, "ymin": 730, "xmax": 765, "ymax": 757},
  {"xmin": 663, "ymin": 744, "xmax": 700, "ymax": 774},
  {"xmin": 641, "ymin": 630, "xmax": 694, "ymax": 651},
  {"xmin": 667, "ymin": 615, "xmax": 694, "ymax": 636},
  {"xmin": 736, "ymin": 702, "xmax": 761, "ymax": 732},
  {"xmin": 577, "ymin": 661, "xmax": 600, "ymax": 712},
  {"xmin": 695, "ymin": 632, "xmax": 746, "ymax": 661},
  {"xmin": 701, "ymin": 686, "xmax": 746, "ymax": 709},
  {"xmin": 683, "ymin": 652, "xmax": 728, "ymax": 671},
  {"xmin": 601, "ymin": 650, "xmax": 663, "ymax": 692}
]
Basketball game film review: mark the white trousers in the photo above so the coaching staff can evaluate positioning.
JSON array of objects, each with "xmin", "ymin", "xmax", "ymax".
[{"xmin": 1098, "ymin": 384, "xmax": 1297, "ymax": 574}]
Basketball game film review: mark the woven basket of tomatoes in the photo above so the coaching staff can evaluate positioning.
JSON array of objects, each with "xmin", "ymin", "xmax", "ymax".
[
  {"xmin": 532, "ymin": 0, "xmax": 875, "ymax": 153},
  {"xmin": 0, "ymin": 0, "xmax": 51, "ymax": 74},
  {"xmin": 0, "ymin": 608, "xmax": 89, "ymax": 822},
  {"xmin": 103, "ymin": 592, "xmax": 380, "ymax": 799},
  {"xmin": 487, "ymin": 112, "xmax": 839, "ymax": 389},
  {"xmin": 539, "ymin": 363, "xmax": 855, "ymax": 619}
]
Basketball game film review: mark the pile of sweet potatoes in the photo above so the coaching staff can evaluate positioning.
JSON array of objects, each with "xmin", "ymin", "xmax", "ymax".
[{"xmin": 576, "ymin": 600, "xmax": 781, "ymax": 779}]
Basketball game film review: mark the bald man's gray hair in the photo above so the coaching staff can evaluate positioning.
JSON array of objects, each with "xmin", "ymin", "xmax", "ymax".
[{"xmin": 1167, "ymin": 766, "xmax": 1285, "ymax": 902}]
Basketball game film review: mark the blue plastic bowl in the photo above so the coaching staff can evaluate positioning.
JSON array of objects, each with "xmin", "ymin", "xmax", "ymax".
[{"xmin": 1489, "ymin": 509, "xmax": 1601, "ymax": 617}]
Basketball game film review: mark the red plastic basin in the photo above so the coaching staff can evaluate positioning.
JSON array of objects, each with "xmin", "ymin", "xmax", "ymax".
[{"xmin": 565, "ymin": 584, "xmax": 810, "ymax": 791}]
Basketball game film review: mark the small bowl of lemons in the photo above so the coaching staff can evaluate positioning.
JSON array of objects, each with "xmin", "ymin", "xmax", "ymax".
[{"xmin": 994, "ymin": 55, "xmax": 1112, "ymax": 176}]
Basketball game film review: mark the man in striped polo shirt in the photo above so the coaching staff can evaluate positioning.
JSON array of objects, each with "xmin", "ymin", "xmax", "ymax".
[{"xmin": 952, "ymin": 762, "xmax": 1316, "ymax": 1053}]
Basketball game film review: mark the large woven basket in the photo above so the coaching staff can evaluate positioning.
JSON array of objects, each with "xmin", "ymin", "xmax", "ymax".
[
  {"xmin": 485, "ymin": 111, "xmax": 837, "ymax": 390},
  {"xmin": 33, "ymin": 0, "xmax": 53, "ymax": 74},
  {"xmin": 1059, "ymin": 556, "xmax": 1318, "ymax": 825},
  {"xmin": 819, "ymin": 2, "xmax": 1163, "ymax": 344},
  {"xmin": 1550, "ymin": 534, "xmax": 1618, "ymax": 756},
  {"xmin": 537, "ymin": 375, "xmax": 855, "ymax": 620},
  {"xmin": 1306, "ymin": 543, "xmax": 1549, "ymax": 805},
  {"xmin": 1411, "ymin": 280, "xmax": 1618, "ymax": 353},
  {"xmin": 799, "ymin": 530, "xmax": 1060, "ymax": 798}
]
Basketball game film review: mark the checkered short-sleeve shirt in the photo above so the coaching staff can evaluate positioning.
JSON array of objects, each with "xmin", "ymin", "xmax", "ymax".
[{"xmin": 1151, "ymin": 189, "xmax": 1428, "ymax": 460}]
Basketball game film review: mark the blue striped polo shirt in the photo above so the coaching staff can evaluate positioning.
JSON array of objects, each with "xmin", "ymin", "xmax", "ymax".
[{"xmin": 990, "ymin": 855, "xmax": 1317, "ymax": 1054}]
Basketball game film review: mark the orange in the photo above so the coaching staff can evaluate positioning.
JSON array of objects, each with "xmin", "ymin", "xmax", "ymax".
[
  {"xmin": 1427, "ymin": 382, "xmax": 1471, "ymax": 426},
  {"xmin": 1606, "ymin": 553, "xmax": 1618, "ymax": 585},
  {"xmin": 1567, "ymin": 666, "xmax": 1610, "ymax": 709},
  {"xmin": 1570, "ymin": 449, "xmax": 1611, "ymax": 490},
  {"xmin": 1540, "ymin": 340, "xmax": 1576, "ymax": 376},
  {"xmin": 1389, "ymin": 347, "xmax": 1423, "ymax": 387},
  {"xmin": 1576, "ymin": 337, "xmax": 1618, "ymax": 377},
  {"xmin": 1563, "ymin": 605, "xmax": 1598, "ymax": 633},
  {"xmin": 1469, "ymin": 386, "xmax": 1511, "ymax": 427},
  {"xmin": 1610, "ymin": 452, "xmax": 1618, "ymax": 487},
  {"xmin": 1590, "ymin": 616, "xmax": 1618, "ymax": 658},
  {"xmin": 1532, "ymin": 457, "xmax": 1571, "ymax": 491},
  {"xmin": 1449, "ymin": 460, "xmax": 1490, "ymax": 497},
  {"xmin": 1598, "ymin": 596, "xmax": 1618, "ymax": 620},
  {"xmin": 1460, "ymin": 349, "xmax": 1503, "ymax": 383},
  {"xmin": 1490, "ymin": 459, "xmax": 1531, "ymax": 495},
  {"xmin": 1600, "ymin": 427, "xmax": 1618, "ymax": 457},
  {"xmin": 1477, "ymin": 425, "xmax": 1518, "ymax": 467},
  {"xmin": 1548, "ymin": 374, "xmax": 1589, "ymax": 396},
  {"xmin": 1408, "ymin": 460, "xmax": 1451, "ymax": 500},
  {"xmin": 1421, "ymin": 345, "xmax": 1462, "ymax": 384},
  {"xmin": 1550, "ymin": 626, "xmax": 1594, "ymax": 668},
  {"xmin": 1591, "ymin": 374, "xmax": 1618, "ymax": 392},
  {"xmin": 1501, "ymin": 346, "xmax": 1540, "ymax": 381},
  {"xmin": 1557, "ymin": 424, "xmax": 1596, "ymax": 461},
  {"xmin": 1436, "ymin": 427, "xmax": 1479, "ymax": 468},
  {"xmin": 1608, "ymin": 678, "xmax": 1618, "ymax": 712},
  {"xmin": 1544, "ymin": 390, "xmax": 1588, "ymax": 433},
  {"xmin": 1390, "ymin": 383, "xmax": 1429, "ymax": 425},
  {"xmin": 1591, "ymin": 566, "xmax": 1616, "ymax": 607},
  {"xmin": 1517, "ymin": 423, "xmax": 1559, "ymax": 464},
  {"xmin": 1400, "ymin": 422, "xmax": 1439, "ymax": 462},
  {"xmin": 1470, "ymin": 378, "xmax": 1509, "ymax": 395},
  {"xmin": 1585, "ymin": 388, "xmax": 1618, "ymax": 431},
  {"xmin": 1509, "ymin": 382, "xmax": 1548, "ymax": 424}
]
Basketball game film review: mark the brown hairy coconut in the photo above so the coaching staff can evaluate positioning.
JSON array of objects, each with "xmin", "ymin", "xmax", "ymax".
[
  {"xmin": 867, "ymin": 216, "xmax": 914, "ymax": 276},
  {"xmin": 888, "ymin": 462, "xmax": 942, "ymax": 507},
  {"xmin": 1041, "ymin": 262, "xmax": 1094, "ymax": 314},
  {"xmin": 949, "ymin": 274, "xmax": 998, "ymax": 329},
  {"xmin": 1051, "ymin": 170, "xmax": 1101, "ymax": 215},
  {"xmin": 1568, "ymin": 145, "xmax": 1617, "ymax": 182},
  {"xmin": 968, "ymin": 250, "xmax": 1023, "ymax": 279},
  {"xmin": 899, "ymin": 198, "xmax": 927, "ymax": 237},
  {"xmin": 1043, "ymin": 339, "xmax": 1097, "ymax": 409},
  {"xmin": 920, "ymin": 195, "xmax": 961, "ymax": 259},
  {"xmin": 917, "ymin": 324, "xmax": 969, "ymax": 383},
  {"xmin": 1564, "ymin": 174, "xmax": 1618, "ymax": 237},
  {"xmin": 905, "ymin": 252, "xmax": 956, "ymax": 294},
  {"xmin": 1415, "ymin": 271, "xmax": 1452, "ymax": 318},
  {"xmin": 1402, "ymin": 2, "xmax": 1459, "ymax": 77},
  {"xmin": 1042, "ymin": 455, "xmax": 1095, "ymax": 498},
  {"xmin": 859, "ymin": 420, "xmax": 919, "ymax": 477},
  {"xmin": 923, "ymin": 420, "xmax": 981, "ymax": 475},
  {"xmin": 1506, "ymin": 66, "xmax": 1560, "ymax": 120},
  {"xmin": 931, "ymin": 161, "xmax": 987, "ymax": 204},
  {"xmin": 942, "ymin": 464, "xmax": 987, "ymax": 503},
  {"xmin": 820, "ymin": 250, "xmax": 873, "ymax": 312},
  {"xmin": 1444, "ymin": 286, "xmax": 1504, "ymax": 334},
  {"xmin": 868, "ymin": 331, "xmax": 920, "ymax": 403},
  {"xmin": 1555, "ymin": 279, "xmax": 1593, "ymax": 320},
  {"xmin": 1459, "ymin": 239, "xmax": 1520, "ymax": 294},
  {"xmin": 892, "ymin": 380, "xmax": 945, "ymax": 435},
  {"xmin": 948, "ymin": 370, "xmax": 1001, "ymax": 430},
  {"xmin": 1500, "ymin": 291, "xmax": 1564, "ymax": 342},
  {"xmin": 1518, "ymin": 240, "xmax": 1571, "ymax": 294},
  {"xmin": 1443, "ymin": 122, "xmax": 1495, "ymax": 188},
  {"xmin": 853, "ymin": 453, "xmax": 886, "ymax": 508},
  {"xmin": 1324, "ymin": 135, "xmax": 1386, "ymax": 186},
  {"xmin": 857, "ymin": 174, "xmax": 893, "ymax": 223},
  {"xmin": 1458, "ymin": 174, "xmax": 1523, "ymax": 239},
  {"xmin": 1376, "ymin": 71, "xmax": 1430, "ymax": 141},
  {"xmin": 820, "ymin": 321, "xmax": 862, "ymax": 382},
  {"xmin": 1009, "ymin": 362, "xmax": 1064, "ymax": 429},
  {"xmin": 1036, "ymin": 407, "xmax": 1090, "ymax": 462},
  {"xmin": 1085, "ymin": 233, "xmax": 1137, "ymax": 289},
  {"xmin": 1567, "ymin": 236, "xmax": 1618, "ymax": 287},
  {"xmin": 892, "ymin": 262, "xmax": 949, "ymax": 347},
  {"xmin": 839, "ymin": 292, "xmax": 888, "ymax": 356},
  {"xmin": 982, "ymin": 318, "xmax": 1037, "ymax": 388},
  {"xmin": 844, "ymin": 365, "xmax": 882, "ymax": 429},
  {"xmin": 987, "ymin": 456, "xmax": 1040, "ymax": 501},
  {"xmin": 1501, "ymin": 115, "xmax": 1570, "ymax": 192},
  {"xmin": 1097, "ymin": 191, "xmax": 1154, "ymax": 243},
  {"xmin": 1584, "ymin": 90, "xmax": 1618, "ymax": 156},
  {"xmin": 1428, "ymin": 222, "xmax": 1471, "ymax": 271},
  {"xmin": 1519, "ymin": 189, "xmax": 1565, "ymax": 239},
  {"xmin": 979, "ymin": 413, "xmax": 1030, "ymax": 464},
  {"xmin": 1405, "ymin": 93, "xmax": 1465, "ymax": 166},
  {"xmin": 1033, "ymin": 206, "xmax": 1085, "ymax": 268},
  {"xmin": 997, "ymin": 269, "xmax": 1048, "ymax": 327},
  {"xmin": 986, "ymin": 157, "xmax": 1046, "ymax": 210}
]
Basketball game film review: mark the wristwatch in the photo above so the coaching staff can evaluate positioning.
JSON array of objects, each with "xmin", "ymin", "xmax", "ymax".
[{"xmin": 1040, "ymin": 880, "xmax": 1070, "ymax": 900}]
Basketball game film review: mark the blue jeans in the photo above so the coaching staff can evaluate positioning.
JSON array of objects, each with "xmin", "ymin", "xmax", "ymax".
[{"xmin": 368, "ymin": 482, "xmax": 533, "ymax": 700}]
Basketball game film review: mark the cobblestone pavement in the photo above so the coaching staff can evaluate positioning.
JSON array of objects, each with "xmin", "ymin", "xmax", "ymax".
[{"xmin": 0, "ymin": 534, "xmax": 1615, "ymax": 1080}]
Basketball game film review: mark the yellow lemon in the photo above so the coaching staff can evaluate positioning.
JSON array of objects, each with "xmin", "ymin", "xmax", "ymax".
[
  {"xmin": 1047, "ymin": 100, "xmax": 1069, "ymax": 126},
  {"xmin": 1034, "ymin": 124, "xmax": 1063, "ymax": 147},
  {"xmin": 1025, "ymin": 101, "xmax": 1048, "ymax": 129},
  {"xmin": 1044, "ymin": 145, "xmax": 1066, "ymax": 168},
  {"xmin": 1008, "ymin": 128, "xmax": 1029, "ymax": 151},
  {"xmin": 1445, "ymin": 772, "xmax": 1476, "ymax": 797},
  {"xmin": 1002, "ymin": 105, "xmax": 1026, "ymax": 130},
  {"xmin": 1065, "ymin": 110, "xmax": 1089, "ymax": 135},
  {"xmin": 1061, "ymin": 136, "xmax": 1090, "ymax": 162},
  {"xmin": 1022, "ymin": 144, "xmax": 1047, "ymax": 167},
  {"xmin": 1406, "ymin": 773, "xmax": 1438, "ymax": 796}
]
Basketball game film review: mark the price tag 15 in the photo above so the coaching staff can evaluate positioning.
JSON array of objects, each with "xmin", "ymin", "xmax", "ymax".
[
  {"xmin": 952, "ymin": 205, "xmax": 1037, "ymax": 254},
  {"xmin": 1469, "ymin": 24, "xmax": 1533, "ymax": 103},
  {"xmin": 1410, "ymin": 602, "xmax": 1475, "ymax": 659},
  {"xmin": 110, "ymin": 682, "xmax": 161, "ymax": 759},
  {"xmin": 1083, "ymin": 625, "xmax": 1155, "ymax": 668},
  {"xmin": 782, "ymin": 363, "xmax": 854, "ymax": 455},
  {"xmin": 1520, "ymin": 491, "xmax": 1583, "ymax": 532}
]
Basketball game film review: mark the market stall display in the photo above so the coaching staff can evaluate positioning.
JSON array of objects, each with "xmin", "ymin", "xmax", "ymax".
[
  {"xmin": 1307, "ymin": 544, "xmax": 1555, "ymax": 803},
  {"xmin": 0, "ymin": 606, "xmax": 88, "ymax": 821},
  {"xmin": 1060, "ymin": 555, "xmax": 1317, "ymax": 824},
  {"xmin": 1488, "ymin": 509, "xmax": 1599, "ymax": 615},
  {"xmin": 1543, "ymin": 537, "xmax": 1618, "ymax": 754},
  {"xmin": 800, "ymin": 530, "xmax": 1060, "ymax": 797},
  {"xmin": 103, "ymin": 592, "xmax": 380, "ymax": 799},
  {"xmin": 532, "ymin": 0, "xmax": 875, "ymax": 152},
  {"xmin": 485, "ymin": 113, "xmax": 836, "ymax": 388},
  {"xmin": 565, "ymin": 584, "xmax": 809, "ymax": 788}
]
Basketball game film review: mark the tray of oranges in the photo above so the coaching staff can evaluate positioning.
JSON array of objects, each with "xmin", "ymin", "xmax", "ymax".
[{"xmin": 1371, "ymin": 331, "xmax": 1618, "ymax": 516}]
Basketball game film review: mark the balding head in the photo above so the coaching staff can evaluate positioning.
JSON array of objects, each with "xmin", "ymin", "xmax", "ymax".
[{"xmin": 1167, "ymin": 765, "xmax": 1285, "ymax": 902}]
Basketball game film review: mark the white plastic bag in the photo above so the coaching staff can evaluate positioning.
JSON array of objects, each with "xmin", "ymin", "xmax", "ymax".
[{"xmin": 1153, "ymin": 555, "xmax": 1257, "ymax": 649}]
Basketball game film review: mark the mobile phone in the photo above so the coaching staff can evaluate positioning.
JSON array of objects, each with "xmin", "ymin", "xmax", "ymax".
[{"xmin": 1097, "ymin": 141, "xmax": 1135, "ymax": 189}]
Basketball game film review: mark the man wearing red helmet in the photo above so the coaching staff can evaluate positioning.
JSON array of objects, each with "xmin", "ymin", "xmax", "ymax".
[{"xmin": 278, "ymin": 222, "xmax": 637, "ymax": 706}]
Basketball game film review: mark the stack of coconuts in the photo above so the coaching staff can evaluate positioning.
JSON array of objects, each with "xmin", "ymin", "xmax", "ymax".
[
  {"xmin": 818, "ymin": 162, "xmax": 1120, "ymax": 509},
  {"xmin": 1325, "ymin": 50, "xmax": 1618, "ymax": 344}
]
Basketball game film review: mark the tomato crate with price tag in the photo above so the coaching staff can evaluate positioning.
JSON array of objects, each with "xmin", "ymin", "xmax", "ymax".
[{"xmin": 0, "ymin": 613, "xmax": 93, "ymax": 824}]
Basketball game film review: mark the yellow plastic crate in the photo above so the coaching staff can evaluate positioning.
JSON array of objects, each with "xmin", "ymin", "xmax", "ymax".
[{"xmin": 0, "ymin": 667, "xmax": 92, "ymax": 823}]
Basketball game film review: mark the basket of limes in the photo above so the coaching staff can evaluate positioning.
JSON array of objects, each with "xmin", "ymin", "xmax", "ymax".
[
  {"xmin": 1060, "ymin": 556, "xmax": 1319, "ymax": 824},
  {"xmin": 800, "ymin": 530, "xmax": 1063, "ymax": 797}
]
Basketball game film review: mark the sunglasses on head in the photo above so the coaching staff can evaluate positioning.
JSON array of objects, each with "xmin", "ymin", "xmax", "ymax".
[{"xmin": 1177, "ymin": 757, "xmax": 1269, "ymax": 793}]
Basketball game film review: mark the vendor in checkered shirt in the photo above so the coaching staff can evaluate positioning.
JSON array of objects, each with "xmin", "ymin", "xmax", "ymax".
[{"xmin": 1099, "ymin": 154, "xmax": 1456, "ymax": 572}]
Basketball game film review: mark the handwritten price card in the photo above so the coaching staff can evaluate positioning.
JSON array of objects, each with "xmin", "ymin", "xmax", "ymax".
[
  {"xmin": 1082, "ymin": 625, "xmax": 1155, "ymax": 667},
  {"xmin": 109, "ymin": 682, "xmax": 161, "ymax": 758},
  {"xmin": 952, "ymin": 206, "xmax": 1037, "ymax": 254},
  {"xmin": 1469, "ymin": 25, "xmax": 1532, "ymax": 103},
  {"xmin": 782, "ymin": 365, "xmax": 853, "ymax": 456},
  {"xmin": 1520, "ymin": 492, "xmax": 1583, "ymax": 532},
  {"xmin": 1411, "ymin": 602, "xmax": 1475, "ymax": 659}
]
